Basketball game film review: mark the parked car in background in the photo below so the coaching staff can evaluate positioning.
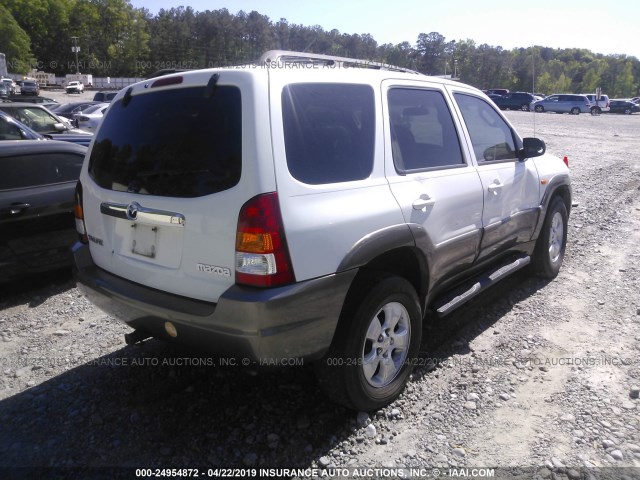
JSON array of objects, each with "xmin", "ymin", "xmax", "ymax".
[
  {"xmin": 20, "ymin": 80, "xmax": 40, "ymax": 96},
  {"xmin": 608, "ymin": 100, "xmax": 640, "ymax": 114},
  {"xmin": 73, "ymin": 103, "xmax": 109, "ymax": 132},
  {"xmin": 49, "ymin": 101, "xmax": 100, "ymax": 120},
  {"xmin": 0, "ymin": 82, "xmax": 9, "ymax": 99},
  {"xmin": 0, "ymin": 140, "xmax": 87, "ymax": 281},
  {"xmin": 0, "ymin": 110, "xmax": 93, "ymax": 147},
  {"xmin": 531, "ymin": 94, "xmax": 593, "ymax": 114},
  {"xmin": 1, "ymin": 78, "xmax": 17, "ymax": 95},
  {"xmin": 92, "ymin": 91, "xmax": 119, "ymax": 102},
  {"xmin": 492, "ymin": 92, "xmax": 536, "ymax": 111},
  {"xmin": 0, "ymin": 103, "xmax": 89, "ymax": 135},
  {"xmin": 630, "ymin": 97, "xmax": 640, "ymax": 104},
  {"xmin": 66, "ymin": 81, "xmax": 85, "ymax": 94},
  {"xmin": 583, "ymin": 94, "xmax": 610, "ymax": 113}
]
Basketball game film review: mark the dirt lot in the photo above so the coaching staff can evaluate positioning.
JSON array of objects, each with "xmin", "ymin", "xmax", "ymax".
[{"xmin": 0, "ymin": 109, "xmax": 639, "ymax": 479}]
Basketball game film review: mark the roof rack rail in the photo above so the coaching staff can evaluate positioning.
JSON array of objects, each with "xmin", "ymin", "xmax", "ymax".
[{"xmin": 257, "ymin": 50, "xmax": 422, "ymax": 75}]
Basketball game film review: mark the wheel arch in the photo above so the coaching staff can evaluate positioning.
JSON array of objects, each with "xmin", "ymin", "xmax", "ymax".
[
  {"xmin": 532, "ymin": 176, "xmax": 572, "ymax": 240},
  {"xmin": 336, "ymin": 224, "xmax": 430, "ymax": 322}
]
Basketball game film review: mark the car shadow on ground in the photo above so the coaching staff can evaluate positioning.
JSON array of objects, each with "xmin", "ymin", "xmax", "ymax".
[
  {"xmin": 0, "ymin": 270, "xmax": 551, "ymax": 474},
  {"xmin": 0, "ymin": 268, "xmax": 74, "ymax": 308}
]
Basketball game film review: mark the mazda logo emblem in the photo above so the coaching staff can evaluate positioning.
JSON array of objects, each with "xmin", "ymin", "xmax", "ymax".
[{"xmin": 126, "ymin": 202, "xmax": 140, "ymax": 221}]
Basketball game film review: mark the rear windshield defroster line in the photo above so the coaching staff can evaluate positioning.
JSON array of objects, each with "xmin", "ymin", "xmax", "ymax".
[{"xmin": 88, "ymin": 85, "xmax": 242, "ymax": 198}]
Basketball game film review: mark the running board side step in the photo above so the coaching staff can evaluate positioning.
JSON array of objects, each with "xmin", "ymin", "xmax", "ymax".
[{"xmin": 433, "ymin": 255, "xmax": 531, "ymax": 317}]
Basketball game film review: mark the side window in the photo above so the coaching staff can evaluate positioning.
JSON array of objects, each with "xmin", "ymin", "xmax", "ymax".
[
  {"xmin": 0, "ymin": 153, "xmax": 84, "ymax": 190},
  {"xmin": 0, "ymin": 118, "xmax": 23, "ymax": 141},
  {"xmin": 388, "ymin": 88, "xmax": 463, "ymax": 171},
  {"xmin": 454, "ymin": 93, "xmax": 519, "ymax": 162},
  {"xmin": 21, "ymin": 108, "xmax": 58, "ymax": 133},
  {"xmin": 282, "ymin": 83, "xmax": 375, "ymax": 185}
]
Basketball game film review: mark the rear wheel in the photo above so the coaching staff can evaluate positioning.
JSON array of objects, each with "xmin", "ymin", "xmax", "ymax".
[
  {"xmin": 535, "ymin": 105, "xmax": 545, "ymax": 113},
  {"xmin": 520, "ymin": 104, "xmax": 530, "ymax": 111},
  {"xmin": 591, "ymin": 106, "xmax": 601, "ymax": 115},
  {"xmin": 315, "ymin": 276, "xmax": 422, "ymax": 411},
  {"xmin": 531, "ymin": 197, "xmax": 568, "ymax": 278},
  {"xmin": 570, "ymin": 107, "xmax": 580, "ymax": 115}
]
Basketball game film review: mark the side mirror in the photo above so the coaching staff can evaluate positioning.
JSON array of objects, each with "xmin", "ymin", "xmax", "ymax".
[
  {"xmin": 53, "ymin": 122, "xmax": 69, "ymax": 132},
  {"xmin": 519, "ymin": 137, "xmax": 546, "ymax": 160}
]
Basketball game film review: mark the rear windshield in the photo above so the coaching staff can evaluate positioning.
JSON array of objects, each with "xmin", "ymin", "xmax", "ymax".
[
  {"xmin": 88, "ymin": 85, "xmax": 241, "ymax": 198},
  {"xmin": 282, "ymin": 83, "xmax": 375, "ymax": 184}
]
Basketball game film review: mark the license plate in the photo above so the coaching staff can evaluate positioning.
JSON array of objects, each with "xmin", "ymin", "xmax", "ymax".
[{"xmin": 131, "ymin": 224, "xmax": 158, "ymax": 258}]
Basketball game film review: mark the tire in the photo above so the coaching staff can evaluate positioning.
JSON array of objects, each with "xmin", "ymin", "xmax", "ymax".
[
  {"xmin": 591, "ymin": 106, "xmax": 601, "ymax": 115},
  {"xmin": 624, "ymin": 108, "xmax": 632, "ymax": 115},
  {"xmin": 531, "ymin": 197, "xmax": 568, "ymax": 278},
  {"xmin": 535, "ymin": 105, "xmax": 544, "ymax": 113},
  {"xmin": 570, "ymin": 107, "xmax": 580, "ymax": 115},
  {"xmin": 315, "ymin": 276, "xmax": 422, "ymax": 411},
  {"xmin": 520, "ymin": 104, "xmax": 530, "ymax": 111}
]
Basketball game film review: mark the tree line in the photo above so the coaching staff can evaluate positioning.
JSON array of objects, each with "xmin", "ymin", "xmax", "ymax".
[{"xmin": 1, "ymin": 0, "xmax": 638, "ymax": 97}]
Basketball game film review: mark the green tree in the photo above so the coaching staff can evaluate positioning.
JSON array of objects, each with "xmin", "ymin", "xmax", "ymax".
[
  {"xmin": 614, "ymin": 60, "xmax": 635, "ymax": 97},
  {"xmin": 0, "ymin": 3, "xmax": 34, "ymax": 73}
]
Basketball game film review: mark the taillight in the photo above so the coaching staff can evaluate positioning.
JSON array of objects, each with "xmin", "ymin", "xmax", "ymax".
[
  {"xmin": 235, "ymin": 193, "xmax": 295, "ymax": 288},
  {"xmin": 563, "ymin": 156, "xmax": 569, "ymax": 167},
  {"xmin": 74, "ymin": 182, "xmax": 88, "ymax": 244}
]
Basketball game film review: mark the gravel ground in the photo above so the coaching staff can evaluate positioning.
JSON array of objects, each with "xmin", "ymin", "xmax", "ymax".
[{"xmin": 1, "ymin": 108, "xmax": 639, "ymax": 480}]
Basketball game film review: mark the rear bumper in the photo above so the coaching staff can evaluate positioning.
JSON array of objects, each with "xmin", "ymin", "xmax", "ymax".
[{"xmin": 72, "ymin": 242, "xmax": 356, "ymax": 361}]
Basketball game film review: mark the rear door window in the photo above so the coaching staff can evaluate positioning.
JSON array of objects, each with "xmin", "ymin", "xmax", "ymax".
[
  {"xmin": 88, "ymin": 86, "xmax": 242, "ymax": 198},
  {"xmin": 282, "ymin": 83, "xmax": 375, "ymax": 184},
  {"xmin": 388, "ymin": 88, "xmax": 464, "ymax": 171}
]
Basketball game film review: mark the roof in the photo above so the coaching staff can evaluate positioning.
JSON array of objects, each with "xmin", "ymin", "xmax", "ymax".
[{"xmin": 0, "ymin": 139, "xmax": 87, "ymax": 157}]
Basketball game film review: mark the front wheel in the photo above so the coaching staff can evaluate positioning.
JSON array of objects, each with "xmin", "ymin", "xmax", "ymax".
[
  {"xmin": 315, "ymin": 276, "xmax": 422, "ymax": 411},
  {"xmin": 591, "ymin": 106, "xmax": 601, "ymax": 115},
  {"xmin": 535, "ymin": 105, "xmax": 545, "ymax": 113},
  {"xmin": 624, "ymin": 108, "xmax": 632, "ymax": 115},
  {"xmin": 531, "ymin": 197, "xmax": 568, "ymax": 278}
]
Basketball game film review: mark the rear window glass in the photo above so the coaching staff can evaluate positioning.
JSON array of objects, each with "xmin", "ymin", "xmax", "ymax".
[
  {"xmin": 88, "ymin": 86, "xmax": 241, "ymax": 198},
  {"xmin": 282, "ymin": 83, "xmax": 375, "ymax": 184}
]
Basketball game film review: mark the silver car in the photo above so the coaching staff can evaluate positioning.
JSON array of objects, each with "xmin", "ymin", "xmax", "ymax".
[{"xmin": 531, "ymin": 94, "xmax": 592, "ymax": 114}]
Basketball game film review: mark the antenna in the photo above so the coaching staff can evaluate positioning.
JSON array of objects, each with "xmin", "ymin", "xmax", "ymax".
[{"xmin": 532, "ymin": 47, "xmax": 536, "ymax": 137}]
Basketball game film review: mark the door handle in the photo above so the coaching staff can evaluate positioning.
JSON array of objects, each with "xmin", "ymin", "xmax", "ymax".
[
  {"xmin": 412, "ymin": 194, "xmax": 435, "ymax": 210},
  {"xmin": 9, "ymin": 203, "xmax": 31, "ymax": 214},
  {"xmin": 487, "ymin": 180, "xmax": 504, "ymax": 195}
]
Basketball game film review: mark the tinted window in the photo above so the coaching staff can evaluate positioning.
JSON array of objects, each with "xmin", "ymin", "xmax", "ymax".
[
  {"xmin": 454, "ymin": 93, "xmax": 518, "ymax": 162},
  {"xmin": 0, "ymin": 118, "xmax": 23, "ymax": 140},
  {"xmin": 282, "ymin": 83, "xmax": 374, "ymax": 184},
  {"xmin": 388, "ymin": 88, "xmax": 463, "ymax": 171},
  {"xmin": 89, "ymin": 86, "xmax": 241, "ymax": 198},
  {"xmin": 0, "ymin": 153, "xmax": 84, "ymax": 189}
]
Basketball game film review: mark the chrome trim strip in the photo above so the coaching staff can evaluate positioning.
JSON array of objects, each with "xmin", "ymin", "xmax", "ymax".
[{"xmin": 100, "ymin": 202, "xmax": 186, "ymax": 227}]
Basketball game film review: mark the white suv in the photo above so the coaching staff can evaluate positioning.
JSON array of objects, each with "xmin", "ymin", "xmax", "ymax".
[
  {"xmin": 583, "ymin": 93, "xmax": 610, "ymax": 113},
  {"xmin": 66, "ymin": 81, "xmax": 85, "ymax": 94},
  {"xmin": 73, "ymin": 51, "xmax": 572, "ymax": 410}
]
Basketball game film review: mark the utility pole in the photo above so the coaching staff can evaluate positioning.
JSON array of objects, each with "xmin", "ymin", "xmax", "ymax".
[{"xmin": 71, "ymin": 36, "xmax": 80, "ymax": 73}]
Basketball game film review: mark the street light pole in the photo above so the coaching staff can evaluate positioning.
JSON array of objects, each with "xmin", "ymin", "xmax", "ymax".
[{"xmin": 71, "ymin": 36, "xmax": 80, "ymax": 74}]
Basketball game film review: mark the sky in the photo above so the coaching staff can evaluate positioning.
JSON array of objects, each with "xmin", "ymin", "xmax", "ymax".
[{"xmin": 130, "ymin": 0, "xmax": 640, "ymax": 59}]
